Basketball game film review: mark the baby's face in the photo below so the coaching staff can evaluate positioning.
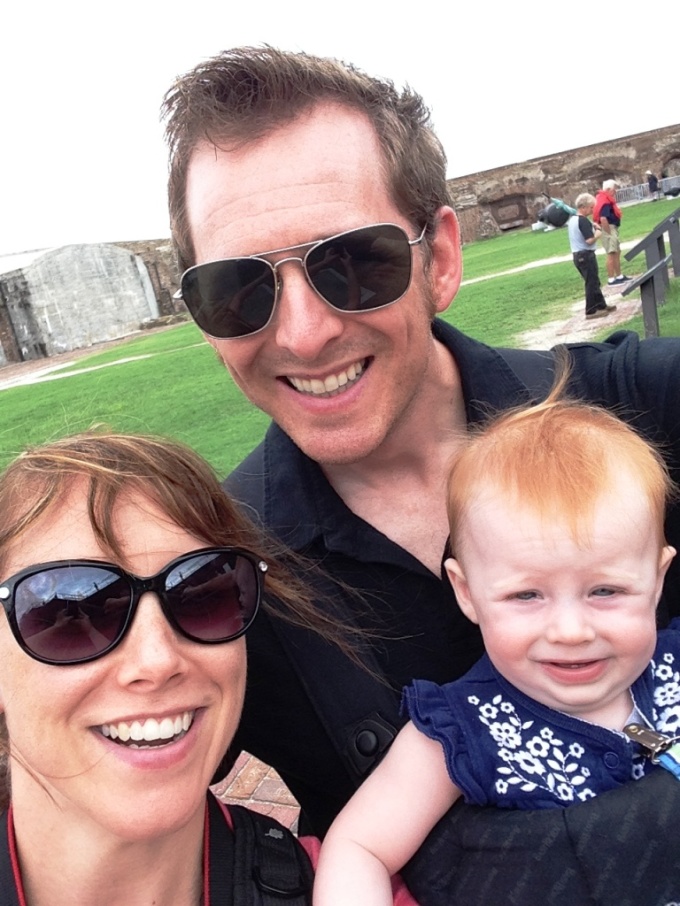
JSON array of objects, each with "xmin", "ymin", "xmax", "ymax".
[{"xmin": 445, "ymin": 475, "xmax": 675, "ymax": 731}]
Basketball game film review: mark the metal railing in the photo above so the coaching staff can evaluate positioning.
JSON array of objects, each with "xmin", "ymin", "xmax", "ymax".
[{"xmin": 616, "ymin": 176, "xmax": 680, "ymax": 205}]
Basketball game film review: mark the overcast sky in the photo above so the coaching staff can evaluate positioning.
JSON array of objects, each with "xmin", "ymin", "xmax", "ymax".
[{"xmin": 0, "ymin": 0, "xmax": 672, "ymax": 256}]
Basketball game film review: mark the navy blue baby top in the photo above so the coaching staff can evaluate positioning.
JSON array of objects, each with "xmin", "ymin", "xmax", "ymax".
[{"xmin": 403, "ymin": 627, "xmax": 680, "ymax": 810}]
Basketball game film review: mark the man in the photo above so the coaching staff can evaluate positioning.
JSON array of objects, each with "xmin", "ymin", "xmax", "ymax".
[
  {"xmin": 567, "ymin": 192, "xmax": 615, "ymax": 319},
  {"xmin": 593, "ymin": 178, "xmax": 630, "ymax": 285},
  {"xmin": 647, "ymin": 169, "xmax": 661, "ymax": 201},
  {"xmin": 164, "ymin": 48, "xmax": 680, "ymax": 901}
]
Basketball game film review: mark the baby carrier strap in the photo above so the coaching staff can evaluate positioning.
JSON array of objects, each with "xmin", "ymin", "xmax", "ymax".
[
  {"xmin": 403, "ymin": 768, "xmax": 680, "ymax": 906},
  {"xmin": 208, "ymin": 794, "xmax": 313, "ymax": 905},
  {"xmin": 0, "ymin": 812, "xmax": 21, "ymax": 906},
  {"xmin": 227, "ymin": 444, "xmax": 402, "ymax": 784}
]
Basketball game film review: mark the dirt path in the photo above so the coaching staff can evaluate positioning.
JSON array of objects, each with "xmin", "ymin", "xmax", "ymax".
[
  {"xmin": 0, "ymin": 323, "xmax": 185, "ymax": 391},
  {"xmin": 516, "ymin": 281, "xmax": 641, "ymax": 348}
]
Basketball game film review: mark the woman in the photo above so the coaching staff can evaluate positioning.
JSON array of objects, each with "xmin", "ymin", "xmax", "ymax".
[{"xmin": 0, "ymin": 432, "xmax": 328, "ymax": 906}]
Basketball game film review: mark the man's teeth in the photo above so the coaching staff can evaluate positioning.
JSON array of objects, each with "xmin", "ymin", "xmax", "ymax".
[
  {"xmin": 100, "ymin": 711, "xmax": 194, "ymax": 747},
  {"xmin": 289, "ymin": 360, "xmax": 364, "ymax": 397}
]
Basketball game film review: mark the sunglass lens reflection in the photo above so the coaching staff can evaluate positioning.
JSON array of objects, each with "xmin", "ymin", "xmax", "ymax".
[
  {"xmin": 183, "ymin": 224, "xmax": 414, "ymax": 338},
  {"xmin": 13, "ymin": 553, "xmax": 259, "ymax": 664},
  {"xmin": 184, "ymin": 258, "xmax": 276, "ymax": 338},
  {"xmin": 15, "ymin": 566, "xmax": 129, "ymax": 663},
  {"xmin": 164, "ymin": 551, "xmax": 257, "ymax": 642},
  {"xmin": 306, "ymin": 225, "xmax": 412, "ymax": 312}
]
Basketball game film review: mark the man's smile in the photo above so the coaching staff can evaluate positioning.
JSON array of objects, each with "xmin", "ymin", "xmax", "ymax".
[{"xmin": 287, "ymin": 359, "xmax": 368, "ymax": 397}]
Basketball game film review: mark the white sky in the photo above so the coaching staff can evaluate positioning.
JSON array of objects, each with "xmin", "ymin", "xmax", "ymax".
[{"xmin": 0, "ymin": 0, "xmax": 673, "ymax": 256}]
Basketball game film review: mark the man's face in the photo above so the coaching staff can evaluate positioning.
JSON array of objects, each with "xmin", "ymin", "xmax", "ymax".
[{"xmin": 184, "ymin": 103, "xmax": 461, "ymax": 466}]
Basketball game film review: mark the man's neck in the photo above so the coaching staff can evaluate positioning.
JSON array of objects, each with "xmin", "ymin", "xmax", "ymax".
[{"xmin": 323, "ymin": 337, "xmax": 466, "ymax": 574}]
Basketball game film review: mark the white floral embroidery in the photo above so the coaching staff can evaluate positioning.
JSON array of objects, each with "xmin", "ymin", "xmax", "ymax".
[
  {"xmin": 454, "ymin": 641, "xmax": 680, "ymax": 807},
  {"xmin": 488, "ymin": 721, "xmax": 521, "ymax": 748},
  {"xmin": 527, "ymin": 737, "xmax": 550, "ymax": 758},
  {"xmin": 651, "ymin": 650, "xmax": 680, "ymax": 733},
  {"xmin": 631, "ymin": 761, "xmax": 646, "ymax": 780},
  {"xmin": 659, "ymin": 707, "xmax": 680, "ymax": 733},
  {"xmin": 471, "ymin": 693, "xmax": 596, "ymax": 801}
]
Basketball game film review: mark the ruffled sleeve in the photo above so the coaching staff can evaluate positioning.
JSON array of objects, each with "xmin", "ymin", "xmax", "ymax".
[{"xmin": 402, "ymin": 675, "xmax": 493, "ymax": 806}]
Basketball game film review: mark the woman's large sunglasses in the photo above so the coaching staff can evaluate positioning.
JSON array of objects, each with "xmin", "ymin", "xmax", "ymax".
[
  {"xmin": 174, "ymin": 222, "xmax": 427, "ymax": 339},
  {"xmin": 0, "ymin": 547, "xmax": 266, "ymax": 666}
]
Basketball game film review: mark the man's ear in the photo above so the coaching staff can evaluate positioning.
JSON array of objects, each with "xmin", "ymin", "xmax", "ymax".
[
  {"xmin": 444, "ymin": 557, "xmax": 479, "ymax": 624},
  {"xmin": 429, "ymin": 207, "xmax": 462, "ymax": 316}
]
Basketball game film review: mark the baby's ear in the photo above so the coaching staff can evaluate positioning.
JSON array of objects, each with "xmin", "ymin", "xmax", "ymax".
[
  {"xmin": 444, "ymin": 558, "xmax": 479, "ymax": 625},
  {"xmin": 661, "ymin": 546, "xmax": 676, "ymax": 572},
  {"xmin": 653, "ymin": 545, "xmax": 676, "ymax": 607}
]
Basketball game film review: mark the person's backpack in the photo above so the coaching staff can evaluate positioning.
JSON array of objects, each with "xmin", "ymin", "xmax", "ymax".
[
  {"xmin": 0, "ymin": 796, "xmax": 314, "ymax": 906},
  {"xmin": 225, "ymin": 800, "xmax": 313, "ymax": 905}
]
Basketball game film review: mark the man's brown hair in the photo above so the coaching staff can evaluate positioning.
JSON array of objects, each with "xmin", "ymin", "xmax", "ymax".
[{"xmin": 162, "ymin": 46, "xmax": 450, "ymax": 272}]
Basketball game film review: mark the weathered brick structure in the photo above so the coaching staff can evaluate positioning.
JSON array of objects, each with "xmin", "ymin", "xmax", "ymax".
[
  {"xmin": 448, "ymin": 124, "xmax": 680, "ymax": 244},
  {"xmin": 112, "ymin": 238, "xmax": 179, "ymax": 317}
]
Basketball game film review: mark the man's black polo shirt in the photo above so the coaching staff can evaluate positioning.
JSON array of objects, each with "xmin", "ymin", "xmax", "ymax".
[{"xmin": 226, "ymin": 321, "xmax": 680, "ymax": 836}]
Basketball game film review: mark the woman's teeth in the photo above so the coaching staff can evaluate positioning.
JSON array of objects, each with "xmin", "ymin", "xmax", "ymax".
[{"xmin": 99, "ymin": 711, "xmax": 194, "ymax": 748}]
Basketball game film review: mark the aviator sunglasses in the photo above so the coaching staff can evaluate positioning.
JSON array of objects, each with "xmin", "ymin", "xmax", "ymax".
[
  {"xmin": 174, "ymin": 222, "xmax": 427, "ymax": 339},
  {"xmin": 0, "ymin": 547, "xmax": 266, "ymax": 666}
]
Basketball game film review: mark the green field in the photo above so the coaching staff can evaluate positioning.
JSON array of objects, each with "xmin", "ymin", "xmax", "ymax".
[
  {"xmin": 461, "ymin": 196, "xmax": 680, "ymax": 279},
  {"xmin": 2, "ymin": 199, "xmax": 678, "ymax": 475}
]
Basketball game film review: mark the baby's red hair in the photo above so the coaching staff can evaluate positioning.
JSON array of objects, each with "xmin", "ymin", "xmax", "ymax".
[{"xmin": 448, "ymin": 378, "xmax": 674, "ymax": 556}]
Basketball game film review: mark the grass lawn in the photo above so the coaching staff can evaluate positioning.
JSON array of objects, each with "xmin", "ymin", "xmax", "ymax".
[
  {"xmin": 461, "ymin": 197, "xmax": 680, "ymax": 280},
  {"xmin": 0, "ymin": 324, "xmax": 270, "ymax": 475},
  {"xmin": 444, "ymin": 260, "xmax": 586, "ymax": 347},
  {"xmin": 2, "ymin": 198, "xmax": 678, "ymax": 475},
  {"xmin": 595, "ymin": 281, "xmax": 680, "ymax": 341}
]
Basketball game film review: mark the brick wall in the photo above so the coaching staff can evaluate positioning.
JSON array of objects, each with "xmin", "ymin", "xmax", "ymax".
[{"xmin": 448, "ymin": 124, "xmax": 680, "ymax": 243}]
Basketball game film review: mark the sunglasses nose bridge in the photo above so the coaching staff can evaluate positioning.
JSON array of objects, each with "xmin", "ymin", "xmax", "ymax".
[
  {"xmin": 269, "ymin": 254, "xmax": 306, "ymax": 283},
  {"xmin": 268, "ymin": 253, "xmax": 326, "ymax": 314},
  {"xmin": 127, "ymin": 574, "xmax": 168, "ymax": 621},
  {"xmin": 121, "ymin": 574, "xmax": 183, "ymax": 653}
]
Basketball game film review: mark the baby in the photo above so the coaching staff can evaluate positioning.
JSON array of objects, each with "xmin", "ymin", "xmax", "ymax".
[{"xmin": 314, "ymin": 390, "xmax": 679, "ymax": 905}]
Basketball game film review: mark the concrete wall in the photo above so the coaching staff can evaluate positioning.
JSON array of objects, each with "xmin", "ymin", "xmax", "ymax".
[
  {"xmin": 448, "ymin": 124, "xmax": 680, "ymax": 243},
  {"xmin": 112, "ymin": 238, "xmax": 179, "ymax": 317},
  {"xmin": 0, "ymin": 244, "xmax": 159, "ymax": 362}
]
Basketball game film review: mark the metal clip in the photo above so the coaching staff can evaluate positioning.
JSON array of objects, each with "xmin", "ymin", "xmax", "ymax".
[{"xmin": 624, "ymin": 723, "xmax": 680, "ymax": 760}]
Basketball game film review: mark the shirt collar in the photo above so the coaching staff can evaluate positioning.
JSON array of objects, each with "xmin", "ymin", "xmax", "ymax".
[{"xmin": 260, "ymin": 320, "xmax": 529, "ymax": 556}]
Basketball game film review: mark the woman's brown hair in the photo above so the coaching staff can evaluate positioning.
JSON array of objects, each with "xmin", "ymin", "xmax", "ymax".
[{"xmin": 0, "ymin": 430, "xmax": 361, "ymax": 809}]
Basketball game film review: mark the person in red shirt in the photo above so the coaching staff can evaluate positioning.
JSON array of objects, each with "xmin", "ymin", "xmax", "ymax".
[{"xmin": 592, "ymin": 179, "xmax": 630, "ymax": 286}]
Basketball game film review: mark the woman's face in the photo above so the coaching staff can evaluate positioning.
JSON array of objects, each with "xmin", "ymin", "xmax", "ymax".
[{"xmin": 0, "ymin": 484, "xmax": 247, "ymax": 842}]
